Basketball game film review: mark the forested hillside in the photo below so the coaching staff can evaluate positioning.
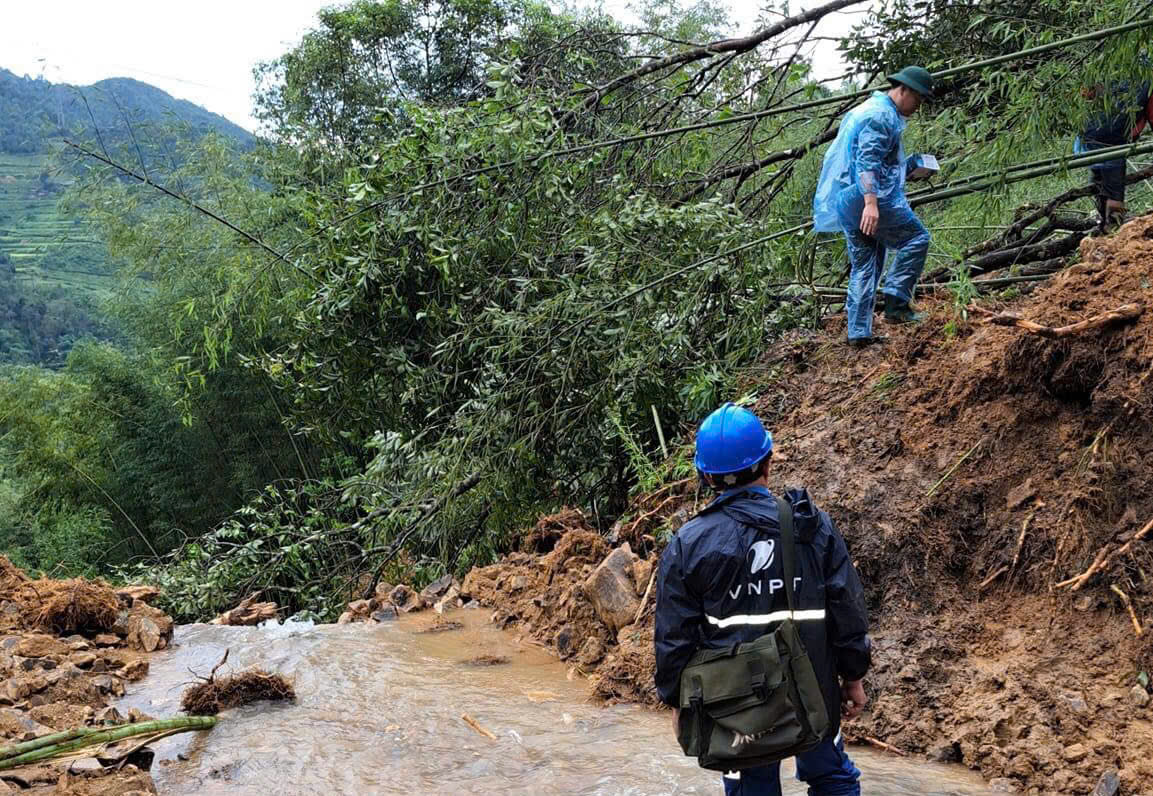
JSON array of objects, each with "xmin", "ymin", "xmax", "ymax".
[{"xmin": 0, "ymin": 69, "xmax": 253, "ymax": 365}]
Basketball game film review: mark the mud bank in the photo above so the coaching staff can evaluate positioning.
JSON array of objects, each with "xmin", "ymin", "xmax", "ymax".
[
  {"xmin": 451, "ymin": 214, "xmax": 1153, "ymax": 795},
  {"xmin": 0, "ymin": 558, "xmax": 174, "ymax": 794}
]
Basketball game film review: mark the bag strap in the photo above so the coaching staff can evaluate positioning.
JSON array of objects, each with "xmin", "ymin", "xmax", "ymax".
[{"xmin": 778, "ymin": 494, "xmax": 796, "ymax": 615}]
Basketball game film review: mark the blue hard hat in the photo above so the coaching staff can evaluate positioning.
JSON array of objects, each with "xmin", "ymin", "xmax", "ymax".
[{"xmin": 693, "ymin": 403, "xmax": 774, "ymax": 475}]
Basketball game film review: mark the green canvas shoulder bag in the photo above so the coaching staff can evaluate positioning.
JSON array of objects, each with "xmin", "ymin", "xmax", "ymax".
[{"xmin": 674, "ymin": 496, "xmax": 830, "ymax": 771}]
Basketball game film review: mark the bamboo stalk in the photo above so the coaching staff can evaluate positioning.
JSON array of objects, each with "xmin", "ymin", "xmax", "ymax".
[
  {"xmin": 0, "ymin": 717, "xmax": 217, "ymax": 771},
  {"xmin": 973, "ymin": 303, "xmax": 1143, "ymax": 338},
  {"xmin": 368, "ymin": 17, "xmax": 1153, "ymax": 203},
  {"xmin": 926, "ymin": 439, "xmax": 984, "ymax": 498}
]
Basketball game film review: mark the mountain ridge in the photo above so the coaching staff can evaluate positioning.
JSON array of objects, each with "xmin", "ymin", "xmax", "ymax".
[{"xmin": 0, "ymin": 67, "xmax": 254, "ymax": 154}]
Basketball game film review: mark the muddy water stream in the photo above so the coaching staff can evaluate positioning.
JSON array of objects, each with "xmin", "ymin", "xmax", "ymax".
[{"xmin": 118, "ymin": 610, "xmax": 992, "ymax": 795}]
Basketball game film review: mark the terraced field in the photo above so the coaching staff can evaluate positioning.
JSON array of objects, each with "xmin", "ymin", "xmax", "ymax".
[{"xmin": 0, "ymin": 147, "xmax": 113, "ymax": 299}]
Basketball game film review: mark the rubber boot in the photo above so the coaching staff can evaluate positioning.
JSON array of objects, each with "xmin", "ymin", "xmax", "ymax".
[{"xmin": 882, "ymin": 293, "xmax": 925, "ymax": 325}]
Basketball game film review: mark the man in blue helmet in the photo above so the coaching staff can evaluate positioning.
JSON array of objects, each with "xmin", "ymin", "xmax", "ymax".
[
  {"xmin": 654, "ymin": 403, "xmax": 871, "ymax": 795},
  {"xmin": 812, "ymin": 66, "xmax": 935, "ymax": 349}
]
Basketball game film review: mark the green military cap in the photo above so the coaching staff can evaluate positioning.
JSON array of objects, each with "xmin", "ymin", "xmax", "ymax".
[{"xmin": 887, "ymin": 65, "xmax": 935, "ymax": 99}]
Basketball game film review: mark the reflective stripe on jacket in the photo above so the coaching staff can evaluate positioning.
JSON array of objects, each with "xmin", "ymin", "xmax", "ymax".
[{"xmin": 653, "ymin": 487, "xmax": 871, "ymax": 733}]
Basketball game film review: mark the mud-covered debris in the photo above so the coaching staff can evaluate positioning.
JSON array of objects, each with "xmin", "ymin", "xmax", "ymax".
[
  {"xmin": 459, "ymin": 655, "xmax": 510, "ymax": 666},
  {"xmin": 210, "ymin": 593, "xmax": 279, "ymax": 626},
  {"xmin": 114, "ymin": 586, "xmax": 161, "ymax": 606},
  {"xmin": 520, "ymin": 508, "xmax": 590, "ymax": 554},
  {"xmin": 180, "ymin": 670, "xmax": 295, "ymax": 716},
  {"xmin": 17, "ymin": 579, "xmax": 120, "ymax": 636},
  {"xmin": 418, "ymin": 620, "xmax": 463, "ymax": 634}
]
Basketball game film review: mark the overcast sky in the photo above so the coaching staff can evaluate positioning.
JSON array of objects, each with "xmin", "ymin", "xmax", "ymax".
[{"xmin": 0, "ymin": 1, "xmax": 871, "ymax": 132}]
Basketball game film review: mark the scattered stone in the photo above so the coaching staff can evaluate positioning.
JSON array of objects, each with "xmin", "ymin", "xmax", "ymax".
[
  {"xmin": 67, "ymin": 757, "xmax": 105, "ymax": 773},
  {"xmin": 347, "ymin": 600, "xmax": 372, "ymax": 616},
  {"xmin": 0, "ymin": 707, "xmax": 53, "ymax": 739},
  {"xmin": 337, "ymin": 611, "xmax": 356, "ymax": 624},
  {"xmin": 14, "ymin": 634, "xmax": 68, "ymax": 659},
  {"xmin": 1063, "ymin": 743, "xmax": 1088, "ymax": 763},
  {"xmin": 1129, "ymin": 684, "xmax": 1150, "ymax": 708},
  {"xmin": 509, "ymin": 576, "xmax": 529, "ymax": 592},
  {"xmin": 92, "ymin": 634, "xmax": 120, "ymax": 647},
  {"xmin": 555, "ymin": 625, "xmax": 577, "ymax": 658},
  {"xmin": 1060, "ymin": 692, "xmax": 1088, "ymax": 713},
  {"xmin": 95, "ymin": 706, "xmax": 125, "ymax": 725},
  {"xmin": 433, "ymin": 586, "xmax": 461, "ymax": 615},
  {"xmin": 121, "ymin": 659, "xmax": 149, "ymax": 682},
  {"xmin": 127, "ymin": 708, "xmax": 152, "ymax": 724},
  {"xmin": 989, "ymin": 778, "xmax": 1018, "ymax": 793},
  {"xmin": 115, "ymin": 602, "xmax": 173, "ymax": 652},
  {"xmin": 370, "ymin": 609, "xmax": 398, "ymax": 623},
  {"xmin": 576, "ymin": 637, "xmax": 605, "ymax": 666},
  {"xmin": 69, "ymin": 652, "xmax": 98, "ymax": 669},
  {"xmin": 460, "ymin": 655, "xmax": 510, "ymax": 666},
  {"xmin": 419, "ymin": 574, "xmax": 455, "ymax": 603},
  {"xmin": 67, "ymin": 639, "xmax": 92, "ymax": 652},
  {"xmin": 418, "ymin": 620, "xmax": 463, "ymax": 634},
  {"xmin": 582, "ymin": 544, "xmax": 641, "ymax": 632},
  {"xmin": 90, "ymin": 675, "xmax": 125, "ymax": 697},
  {"xmin": 388, "ymin": 585, "xmax": 426, "ymax": 612},
  {"xmin": 1091, "ymin": 769, "xmax": 1120, "ymax": 796}
]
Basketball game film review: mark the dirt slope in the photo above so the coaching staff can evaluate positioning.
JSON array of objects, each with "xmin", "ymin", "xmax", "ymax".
[{"xmin": 461, "ymin": 213, "xmax": 1153, "ymax": 795}]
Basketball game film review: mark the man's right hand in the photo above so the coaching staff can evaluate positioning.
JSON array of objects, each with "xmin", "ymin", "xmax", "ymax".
[
  {"xmin": 841, "ymin": 679, "xmax": 867, "ymax": 720},
  {"xmin": 859, "ymin": 198, "xmax": 879, "ymax": 237}
]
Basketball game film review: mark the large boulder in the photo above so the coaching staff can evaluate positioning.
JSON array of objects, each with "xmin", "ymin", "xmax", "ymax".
[{"xmin": 582, "ymin": 545, "xmax": 641, "ymax": 633}]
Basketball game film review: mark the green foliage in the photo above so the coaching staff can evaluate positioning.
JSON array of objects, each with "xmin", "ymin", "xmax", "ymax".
[{"xmin": 129, "ymin": 481, "xmax": 363, "ymax": 622}]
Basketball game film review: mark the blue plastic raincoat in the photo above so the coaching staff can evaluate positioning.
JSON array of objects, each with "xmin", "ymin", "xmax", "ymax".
[{"xmin": 812, "ymin": 91, "xmax": 909, "ymax": 233}]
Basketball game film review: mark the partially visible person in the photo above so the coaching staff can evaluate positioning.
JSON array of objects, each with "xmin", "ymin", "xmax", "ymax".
[{"xmin": 1075, "ymin": 79, "xmax": 1153, "ymax": 230}]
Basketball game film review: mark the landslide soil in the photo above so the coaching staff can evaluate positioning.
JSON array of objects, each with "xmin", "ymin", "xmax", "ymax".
[
  {"xmin": 459, "ymin": 213, "xmax": 1153, "ymax": 796},
  {"xmin": 0, "ymin": 559, "xmax": 174, "ymax": 794}
]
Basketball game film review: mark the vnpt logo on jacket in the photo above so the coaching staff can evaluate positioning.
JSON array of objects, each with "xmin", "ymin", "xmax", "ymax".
[
  {"xmin": 748, "ymin": 540, "xmax": 775, "ymax": 573},
  {"xmin": 729, "ymin": 537, "xmax": 801, "ymax": 601}
]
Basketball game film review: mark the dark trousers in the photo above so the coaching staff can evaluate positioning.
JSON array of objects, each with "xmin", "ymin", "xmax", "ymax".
[{"xmin": 720, "ymin": 735, "xmax": 860, "ymax": 795}]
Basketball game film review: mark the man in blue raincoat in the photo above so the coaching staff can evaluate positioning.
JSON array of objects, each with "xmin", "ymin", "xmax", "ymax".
[
  {"xmin": 812, "ymin": 66, "xmax": 935, "ymax": 348},
  {"xmin": 655, "ymin": 403, "xmax": 871, "ymax": 795}
]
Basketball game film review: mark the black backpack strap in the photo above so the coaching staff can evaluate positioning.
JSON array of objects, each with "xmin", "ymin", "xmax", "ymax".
[{"xmin": 778, "ymin": 494, "xmax": 796, "ymax": 615}]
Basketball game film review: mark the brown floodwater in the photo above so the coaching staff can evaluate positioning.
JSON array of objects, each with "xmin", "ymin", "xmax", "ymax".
[{"xmin": 117, "ymin": 609, "xmax": 992, "ymax": 795}]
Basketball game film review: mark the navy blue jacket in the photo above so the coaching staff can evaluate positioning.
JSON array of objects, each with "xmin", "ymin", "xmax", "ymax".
[
  {"xmin": 653, "ymin": 486, "xmax": 871, "ymax": 733},
  {"xmin": 1084, "ymin": 81, "xmax": 1152, "ymax": 145}
]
